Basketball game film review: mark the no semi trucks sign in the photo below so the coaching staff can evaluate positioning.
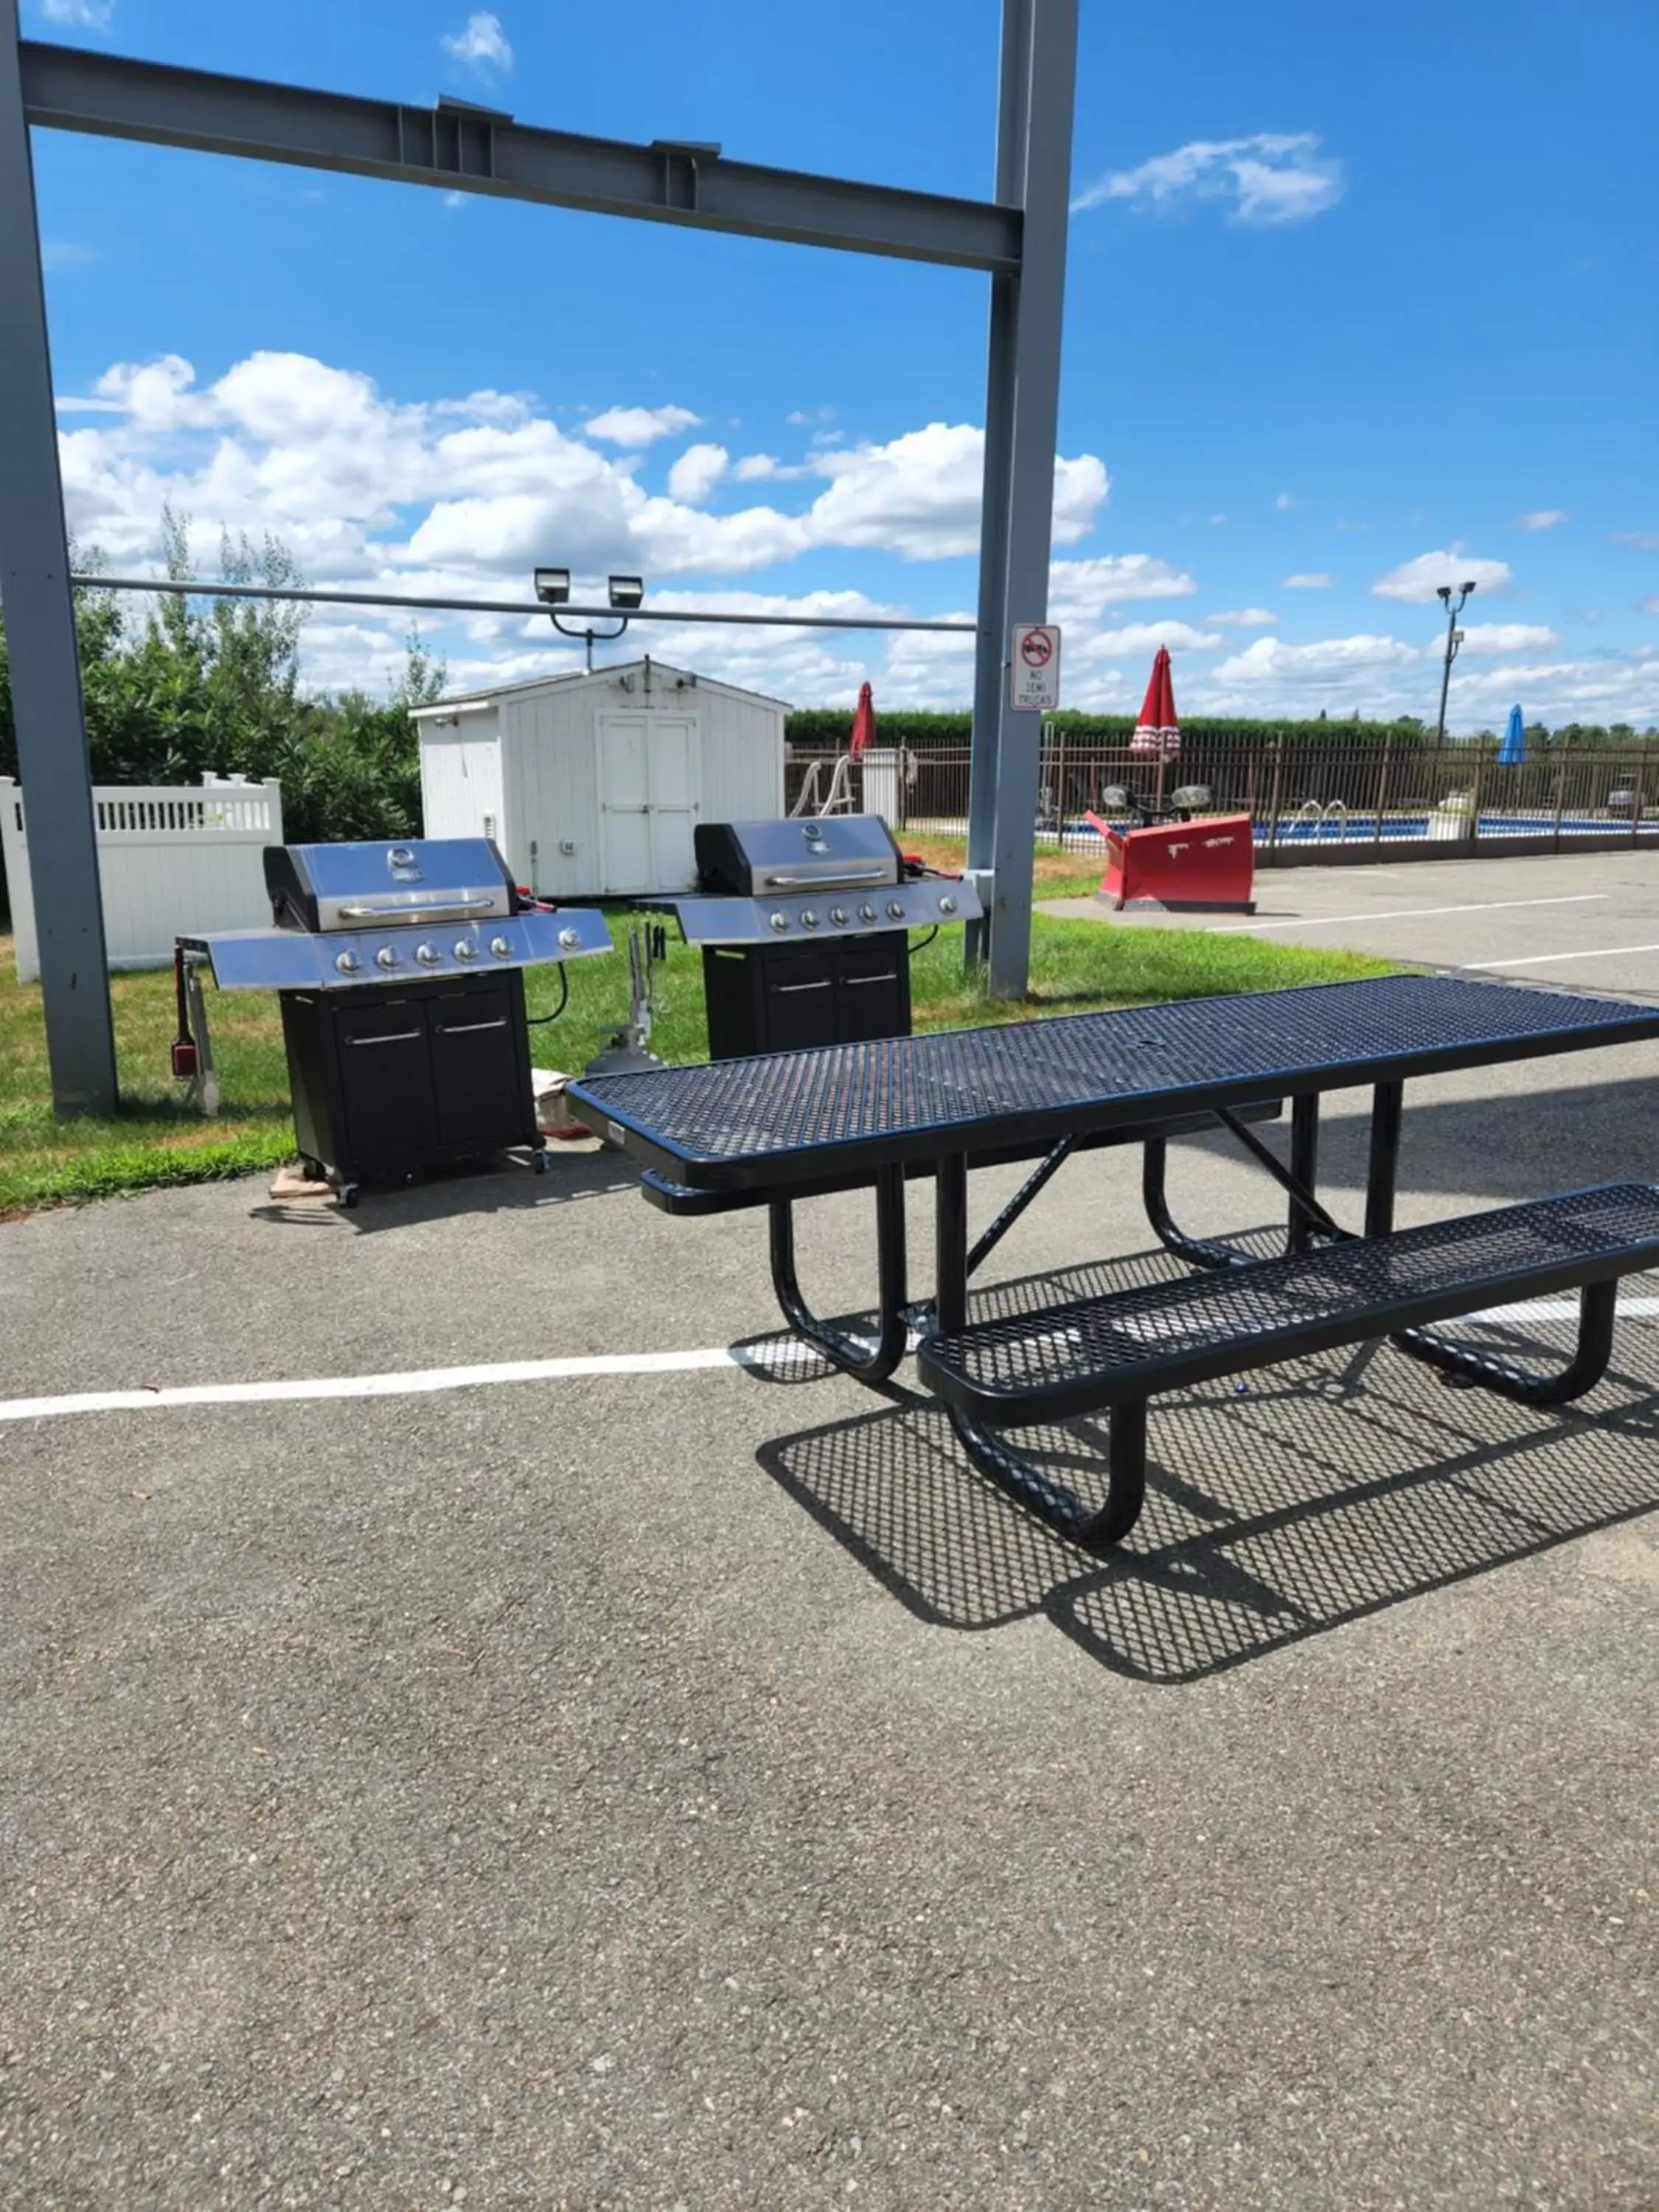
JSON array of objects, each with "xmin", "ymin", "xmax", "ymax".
[{"xmin": 1009, "ymin": 622, "xmax": 1060, "ymax": 712}]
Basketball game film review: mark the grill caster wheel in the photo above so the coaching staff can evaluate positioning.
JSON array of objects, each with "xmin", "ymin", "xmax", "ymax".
[
  {"xmin": 533, "ymin": 1150, "xmax": 549, "ymax": 1176},
  {"xmin": 339, "ymin": 1183, "xmax": 360, "ymax": 1210}
]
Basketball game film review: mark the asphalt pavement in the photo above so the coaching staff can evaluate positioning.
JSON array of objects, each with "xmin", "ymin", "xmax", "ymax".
[
  {"xmin": 1041, "ymin": 845, "xmax": 1659, "ymax": 996},
  {"xmin": 1, "ymin": 969, "xmax": 1657, "ymax": 2208}
]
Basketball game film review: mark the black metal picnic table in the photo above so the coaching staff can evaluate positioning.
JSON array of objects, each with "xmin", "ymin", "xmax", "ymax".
[{"xmin": 567, "ymin": 974, "xmax": 1659, "ymax": 1548}]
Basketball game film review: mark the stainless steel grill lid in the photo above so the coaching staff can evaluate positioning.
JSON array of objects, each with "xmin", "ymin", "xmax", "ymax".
[
  {"xmin": 669, "ymin": 816, "xmax": 980, "ymax": 946},
  {"xmin": 182, "ymin": 836, "xmax": 611, "ymax": 990},
  {"xmin": 266, "ymin": 838, "xmax": 517, "ymax": 934},
  {"xmin": 695, "ymin": 817, "xmax": 902, "ymax": 897}
]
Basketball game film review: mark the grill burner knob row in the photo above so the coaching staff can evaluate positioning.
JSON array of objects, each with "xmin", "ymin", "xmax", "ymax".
[
  {"xmin": 859, "ymin": 903, "xmax": 877, "ymax": 923},
  {"xmin": 375, "ymin": 946, "xmax": 398, "ymax": 970},
  {"xmin": 830, "ymin": 908, "xmax": 848, "ymax": 927},
  {"xmin": 454, "ymin": 940, "xmax": 477, "ymax": 961},
  {"xmin": 887, "ymin": 900, "xmax": 906, "ymax": 920},
  {"xmin": 557, "ymin": 927, "xmax": 581, "ymax": 951},
  {"xmin": 416, "ymin": 943, "xmax": 440, "ymax": 966},
  {"xmin": 769, "ymin": 912, "xmax": 788, "ymax": 932},
  {"xmin": 939, "ymin": 896, "xmax": 957, "ymax": 915},
  {"xmin": 801, "ymin": 911, "xmax": 820, "ymax": 929},
  {"xmin": 490, "ymin": 936, "xmax": 512, "ymax": 958},
  {"xmin": 335, "ymin": 950, "xmax": 361, "ymax": 976}
]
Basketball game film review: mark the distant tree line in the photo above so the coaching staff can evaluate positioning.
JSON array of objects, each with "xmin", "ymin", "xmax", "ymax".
[{"xmin": 785, "ymin": 708, "xmax": 1659, "ymax": 753}]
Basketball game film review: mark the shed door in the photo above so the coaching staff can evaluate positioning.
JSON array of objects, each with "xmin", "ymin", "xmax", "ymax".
[{"xmin": 596, "ymin": 712, "xmax": 700, "ymax": 892}]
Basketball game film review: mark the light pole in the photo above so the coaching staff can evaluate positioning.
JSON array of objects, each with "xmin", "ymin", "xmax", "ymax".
[
  {"xmin": 533, "ymin": 568, "xmax": 646, "ymax": 671},
  {"xmin": 1434, "ymin": 579, "xmax": 1477, "ymax": 748}
]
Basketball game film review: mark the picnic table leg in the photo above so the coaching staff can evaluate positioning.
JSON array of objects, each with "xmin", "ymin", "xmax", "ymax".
[
  {"xmin": 1144, "ymin": 1096, "xmax": 1333, "ymax": 1270},
  {"xmin": 1287, "ymin": 1094, "xmax": 1321, "ymax": 1251},
  {"xmin": 931, "ymin": 1148, "xmax": 1147, "ymax": 1550},
  {"xmin": 1141, "ymin": 1138, "xmax": 1254, "ymax": 1271},
  {"xmin": 1364, "ymin": 1080, "xmax": 1404, "ymax": 1238},
  {"xmin": 768, "ymin": 1162, "xmax": 911, "ymax": 1383},
  {"xmin": 1394, "ymin": 1279, "xmax": 1619, "ymax": 1405}
]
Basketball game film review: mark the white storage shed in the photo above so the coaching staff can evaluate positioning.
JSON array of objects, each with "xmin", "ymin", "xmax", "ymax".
[{"xmin": 411, "ymin": 659, "xmax": 789, "ymax": 899}]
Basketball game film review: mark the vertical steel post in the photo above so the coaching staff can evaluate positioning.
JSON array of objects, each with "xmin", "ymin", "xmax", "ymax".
[
  {"xmin": 0, "ymin": 0, "xmax": 117, "ymax": 1114},
  {"xmin": 964, "ymin": 0, "xmax": 1029, "ymax": 970},
  {"xmin": 968, "ymin": 0, "xmax": 1079, "ymax": 995}
]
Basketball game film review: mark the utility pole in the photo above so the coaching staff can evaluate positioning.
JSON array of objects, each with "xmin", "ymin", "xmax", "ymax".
[{"xmin": 1434, "ymin": 579, "xmax": 1477, "ymax": 749}]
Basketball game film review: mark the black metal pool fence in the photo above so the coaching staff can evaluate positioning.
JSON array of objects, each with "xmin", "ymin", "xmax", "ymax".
[{"xmin": 784, "ymin": 733, "xmax": 1659, "ymax": 862}]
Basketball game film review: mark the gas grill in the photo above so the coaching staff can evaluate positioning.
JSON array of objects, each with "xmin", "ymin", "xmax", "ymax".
[
  {"xmin": 176, "ymin": 837, "xmax": 611, "ymax": 1202},
  {"xmin": 653, "ymin": 817, "xmax": 981, "ymax": 1058}
]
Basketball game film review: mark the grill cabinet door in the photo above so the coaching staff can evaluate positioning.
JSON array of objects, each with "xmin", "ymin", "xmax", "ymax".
[
  {"xmin": 426, "ymin": 981, "xmax": 527, "ymax": 1149},
  {"xmin": 335, "ymin": 998, "xmax": 439, "ymax": 1169},
  {"xmin": 834, "ymin": 939, "xmax": 910, "ymax": 1043},
  {"xmin": 761, "ymin": 945, "xmax": 839, "ymax": 1051}
]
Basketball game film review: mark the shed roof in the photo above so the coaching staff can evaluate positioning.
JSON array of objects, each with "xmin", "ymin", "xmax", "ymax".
[{"xmin": 409, "ymin": 658, "xmax": 793, "ymax": 719}]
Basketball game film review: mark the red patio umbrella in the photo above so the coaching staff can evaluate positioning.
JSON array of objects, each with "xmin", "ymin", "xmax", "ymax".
[
  {"xmin": 1129, "ymin": 645, "xmax": 1180, "ymax": 759},
  {"xmin": 849, "ymin": 680, "xmax": 877, "ymax": 762}
]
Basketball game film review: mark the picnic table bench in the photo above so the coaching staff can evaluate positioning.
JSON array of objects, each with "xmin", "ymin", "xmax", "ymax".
[{"xmin": 568, "ymin": 974, "xmax": 1659, "ymax": 1550}]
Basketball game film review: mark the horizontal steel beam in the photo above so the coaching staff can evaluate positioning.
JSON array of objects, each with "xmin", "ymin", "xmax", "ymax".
[
  {"xmin": 74, "ymin": 574, "xmax": 979, "ymax": 636},
  {"xmin": 21, "ymin": 41, "xmax": 1021, "ymax": 272}
]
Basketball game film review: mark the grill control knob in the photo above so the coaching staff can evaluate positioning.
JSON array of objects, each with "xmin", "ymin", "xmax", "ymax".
[
  {"xmin": 801, "ymin": 909, "xmax": 820, "ymax": 929},
  {"xmin": 453, "ymin": 939, "xmax": 477, "ymax": 961},
  {"xmin": 887, "ymin": 900, "xmax": 906, "ymax": 921},
  {"xmin": 490, "ymin": 936, "xmax": 512, "ymax": 958},
  {"xmin": 335, "ymin": 950, "xmax": 361, "ymax": 976},
  {"xmin": 375, "ymin": 945, "xmax": 398, "ymax": 970},
  {"xmin": 939, "ymin": 895, "xmax": 957, "ymax": 915},
  {"xmin": 769, "ymin": 911, "xmax": 789, "ymax": 932},
  {"xmin": 830, "ymin": 908, "xmax": 848, "ymax": 927},
  {"xmin": 858, "ymin": 903, "xmax": 877, "ymax": 924},
  {"xmin": 557, "ymin": 927, "xmax": 581, "ymax": 951},
  {"xmin": 416, "ymin": 942, "xmax": 440, "ymax": 965}
]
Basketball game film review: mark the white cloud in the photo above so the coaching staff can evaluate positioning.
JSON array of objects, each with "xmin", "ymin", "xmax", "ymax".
[
  {"xmin": 787, "ymin": 408, "xmax": 835, "ymax": 427},
  {"xmin": 1514, "ymin": 509, "xmax": 1568, "ymax": 532},
  {"xmin": 1440, "ymin": 622, "xmax": 1559, "ymax": 655},
  {"xmin": 1274, "ymin": 491, "xmax": 1298, "ymax": 510},
  {"xmin": 1282, "ymin": 571, "xmax": 1335, "ymax": 588},
  {"xmin": 804, "ymin": 422, "xmax": 1107, "ymax": 560},
  {"xmin": 666, "ymin": 442, "xmax": 728, "ymax": 504},
  {"xmin": 1074, "ymin": 133, "xmax": 1343, "ymax": 226},
  {"xmin": 442, "ymin": 192, "xmax": 466, "ymax": 212},
  {"xmin": 1644, "ymin": 596, "xmax": 1659, "ymax": 616},
  {"xmin": 1079, "ymin": 620, "xmax": 1222, "ymax": 661},
  {"xmin": 1211, "ymin": 607, "xmax": 1276, "ymax": 627},
  {"xmin": 1212, "ymin": 634, "xmax": 1420, "ymax": 685},
  {"xmin": 1613, "ymin": 531, "xmax": 1659, "ymax": 551},
  {"xmin": 1048, "ymin": 554, "xmax": 1197, "ymax": 616},
  {"xmin": 41, "ymin": 0, "xmax": 114, "ymax": 25},
  {"xmin": 441, "ymin": 10, "xmax": 513, "ymax": 74},
  {"xmin": 1372, "ymin": 549, "xmax": 1512, "ymax": 602},
  {"xmin": 41, "ymin": 240, "xmax": 99, "ymax": 270},
  {"xmin": 582, "ymin": 404, "xmax": 701, "ymax": 448},
  {"xmin": 733, "ymin": 453, "xmax": 779, "ymax": 481}
]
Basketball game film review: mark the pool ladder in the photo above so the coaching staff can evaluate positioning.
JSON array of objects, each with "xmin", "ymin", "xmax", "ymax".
[{"xmin": 1294, "ymin": 799, "xmax": 1349, "ymax": 840}]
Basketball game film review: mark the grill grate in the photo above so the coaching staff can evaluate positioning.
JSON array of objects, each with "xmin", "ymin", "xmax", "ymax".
[
  {"xmin": 571, "ymin": 975, "xmax": 1659, "ymax": 1174},
  {"xmin": 922, "ymin": 1184, "xmax": 1659, "ymax": 1399}
]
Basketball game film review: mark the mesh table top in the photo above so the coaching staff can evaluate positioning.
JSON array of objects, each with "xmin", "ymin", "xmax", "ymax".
[{"xmin": 567, "ymin": 973, "xmax": 1659, "ymax": 1191}]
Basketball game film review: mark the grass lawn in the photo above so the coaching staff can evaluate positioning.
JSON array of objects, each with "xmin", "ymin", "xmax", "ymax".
[{"xmin": 0, "ymin": 913, "xmax": 1392, "ymax": 1217}]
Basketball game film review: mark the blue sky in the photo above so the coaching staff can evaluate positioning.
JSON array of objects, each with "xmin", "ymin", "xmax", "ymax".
[{"xmin": 27, "ymin": 0, "xmax": 1659, "ymax": 724}]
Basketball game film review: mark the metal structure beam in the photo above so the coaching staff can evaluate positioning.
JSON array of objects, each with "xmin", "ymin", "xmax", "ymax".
[
  {"xmin": 970, "ymin": 0, "xmax": 1078, "ymax": 998},
  {"xmin": 19, "ymin": 41, "xmax": 1022, "ymax": 272},
  {"xmin": 0, "ymin": 0, "xmax": 118, "ymax": 1114}
]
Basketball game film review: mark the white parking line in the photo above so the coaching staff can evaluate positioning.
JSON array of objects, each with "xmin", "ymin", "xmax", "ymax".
[
  {"xmin": 2, "ymin": 1304, "xmax": 1656, "ymax": 1425},
  {"xmin": 1467, "ymin": 942, "xmax": 1659, "ymax": 970},
  {"xmin": 1210, "ymin": 894, "xmax": 1607, "ymax": 935}
]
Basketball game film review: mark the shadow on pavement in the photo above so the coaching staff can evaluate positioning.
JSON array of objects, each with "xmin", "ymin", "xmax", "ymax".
[
  {"xmin": 247, "ymin": 1144, "xmax": 640, "ymax": 1231},
  {"xmin": 752, "ymin": 1245, "xmax": 1659, "ymax": 1684}
]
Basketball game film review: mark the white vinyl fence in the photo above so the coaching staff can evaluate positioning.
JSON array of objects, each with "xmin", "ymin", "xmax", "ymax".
[{"xmin": 1, "ymin": 775, "xmax": 283, "ymax": 984}]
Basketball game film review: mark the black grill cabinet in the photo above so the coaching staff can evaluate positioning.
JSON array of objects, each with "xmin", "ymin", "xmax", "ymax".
[
  {"xmin": 701, "ymin": 936, "xmax": 910, "ymax": 1059},
  {"xmin": 280, "ymin": 970, "xmax": 538, "ymax": 1188}
]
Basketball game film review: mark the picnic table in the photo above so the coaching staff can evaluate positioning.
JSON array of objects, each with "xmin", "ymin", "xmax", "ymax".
[{"xmin": 567, "ymin": 975, "xmax": 1659, "ymax": 1550}]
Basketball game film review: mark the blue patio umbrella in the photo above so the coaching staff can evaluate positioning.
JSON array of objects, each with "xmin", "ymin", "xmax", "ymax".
[{"xmin": 1498, "ymin": 703, "xmax": 1526, "ymax": 765}]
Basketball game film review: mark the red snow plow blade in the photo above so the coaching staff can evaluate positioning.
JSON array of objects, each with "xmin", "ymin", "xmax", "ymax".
[{"xmin": 1085, "ymin": 810, "xmax": 1256, "ymax": 914}]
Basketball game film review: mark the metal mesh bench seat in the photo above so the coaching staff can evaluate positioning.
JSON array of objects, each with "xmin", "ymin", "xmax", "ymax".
[{"xmin": 917, "ymin": 1183, "xmax": 1659, "ymax": 1550}]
